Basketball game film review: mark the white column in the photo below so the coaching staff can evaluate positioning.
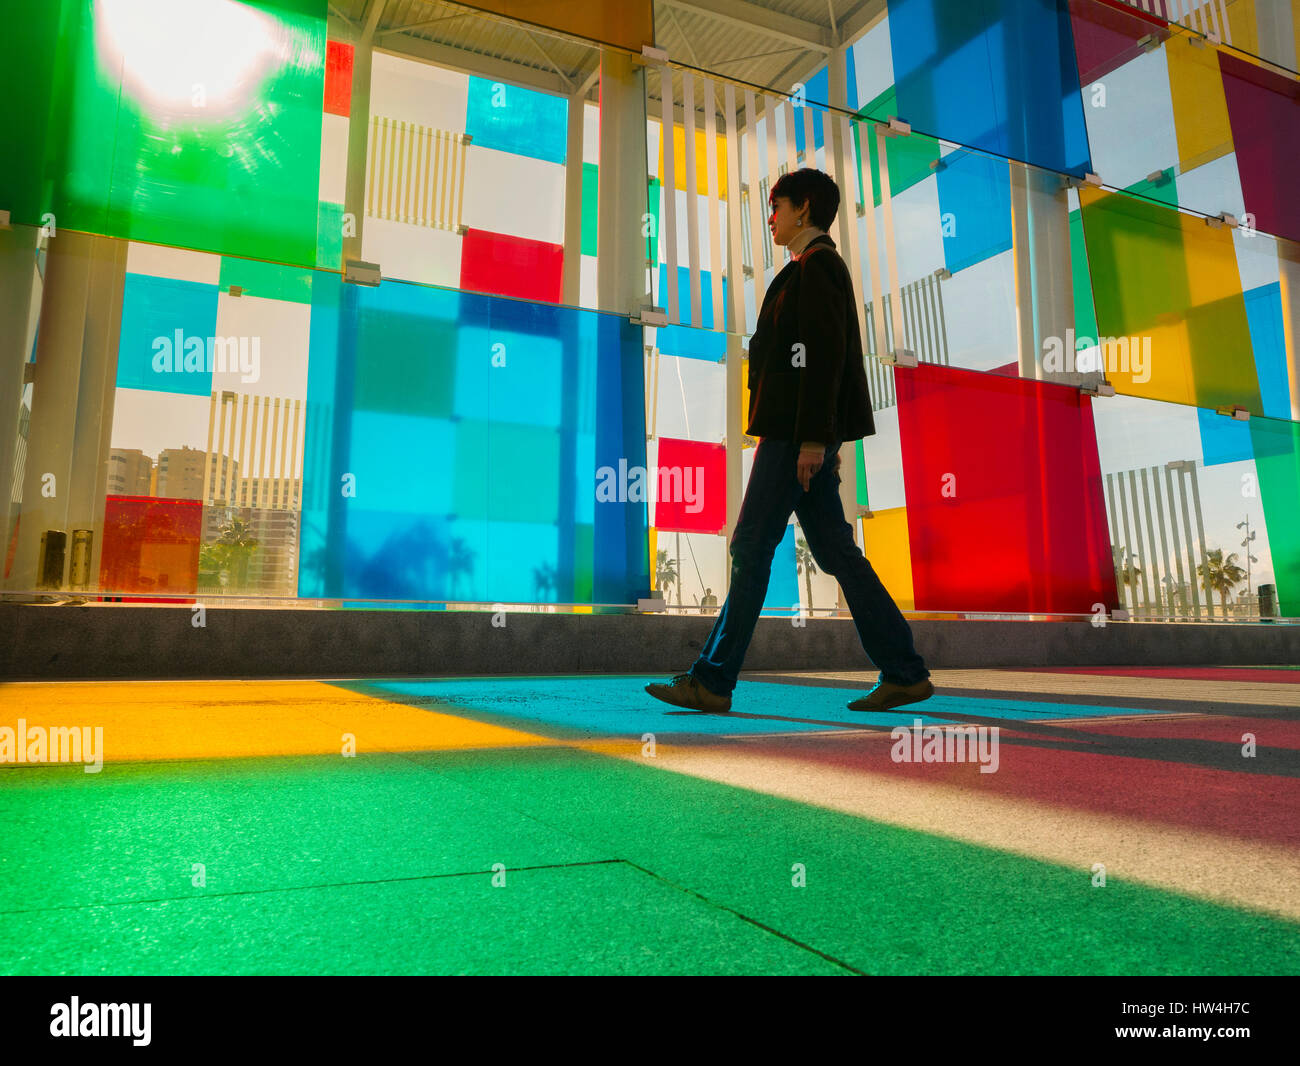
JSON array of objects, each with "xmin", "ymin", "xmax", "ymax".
[
  {"xmin": 596, "ymin": 48, "xmax": 649, "ymax": 317},
  {"xmin": 342, "ymin": 0, "xmax": 387, "ymax": 266},
  {"xmin": 562, "ymin": 89, "xmax": 586, "ymax": 307}
]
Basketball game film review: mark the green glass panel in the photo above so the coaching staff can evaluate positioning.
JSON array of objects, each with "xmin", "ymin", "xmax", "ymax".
[
  {"xmin": 218, "ymin": 256, "xmax": 314, "ymax": 303},
  {"xmin": 10, "ymin": 0, "xmax": 325, "ymax": 265},
  {"xmin": 1250, "ymin": 415, "xmax": 1300, "ymax": 617},
  {"xmin": 581, "ymin": 162, "xmax": 598, "ymax": 257},
  {"xmin": 1068, "ymin": 208, "xmax": 1099, "ymax": 348},
  {"xmin": 858, "ymin": 87, "xmax": 940, "ymax": 208},
  {"xmin": 1123, "ymin": 166, "xmax": 1179, "ymax": 209}
]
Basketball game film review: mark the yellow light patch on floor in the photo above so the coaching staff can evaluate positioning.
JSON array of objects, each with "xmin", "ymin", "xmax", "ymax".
[
  {"xmin": 0, "ymin": 681, "xmax": 554, "ymax": 764},
  {"xmin": 755, "ymin": 669, "xmax": 1300, "ymax": 708},
  {"xmin": 596, "ymin": 742, "xmax": 1300, "ymax": 923}
]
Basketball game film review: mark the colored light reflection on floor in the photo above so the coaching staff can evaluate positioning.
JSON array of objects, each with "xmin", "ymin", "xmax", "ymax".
[{"xmin": 1, "ymin": 669, "xmax": 1297, "ymax": 975}]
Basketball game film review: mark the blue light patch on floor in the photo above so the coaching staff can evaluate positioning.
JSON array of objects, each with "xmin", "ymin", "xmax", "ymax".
[{"xmin": 347, "ymin": 676, "xmax": 1169, "ymax": 740}]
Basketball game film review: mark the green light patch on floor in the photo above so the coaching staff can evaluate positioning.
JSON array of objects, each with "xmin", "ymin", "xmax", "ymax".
[
  {"xmin": 410, "ymin": 746, "xmax": 1300, "ymax": 976},
  {"xmin": 0, "ymin": 754, "xmax": 610, "ymax": 913},
  {"xmin": 1, "ymin": 862, "xmax": 846, "ymax": 976}
]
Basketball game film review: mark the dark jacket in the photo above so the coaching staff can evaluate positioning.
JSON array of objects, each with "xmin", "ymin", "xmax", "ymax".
[{"xmin": 745, "ymin": 233, "xmax": 875, "ymax": 447}]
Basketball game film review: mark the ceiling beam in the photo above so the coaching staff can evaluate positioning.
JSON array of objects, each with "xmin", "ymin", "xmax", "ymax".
[
  {"xmin": 374, "ymin": 37, "xmax": 572, "ymax": 97},
  {"xmin": 835, "ymin": 0, "xmax": 888, "ymax": 49},
  {"xmin": 659, "ymin": 0, "xmax": 833, "ymax": 54}
]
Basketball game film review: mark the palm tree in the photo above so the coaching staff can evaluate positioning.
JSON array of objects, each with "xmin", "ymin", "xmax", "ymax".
[
  {"xmin": 1112, "ymin": 544, "xmax": 1142, "ymax": 611},
  {"xmin": 1197, "ymin": 548, "xmax": 1247, "ymax": 619},
  {"xmin": 655, "ymin": 549, "xmax": 678, "ymax": 605},
  {"xmin": 200, "ymin": 514, "xmax": 259, "ymax": 590},
  {"xmin": 532, "ymin": 562, "xmax": 556, "ymax": 602},
  {"xmin": 796, "ymin": 536, "xmax": 818, "ymax": 613},
  {"xmin": 445, "ymin": 536, "xmax": 476, "ymax": 601}
]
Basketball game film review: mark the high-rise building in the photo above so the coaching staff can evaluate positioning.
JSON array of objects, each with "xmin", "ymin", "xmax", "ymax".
[
  {"xmin": 107, "ymin": 449, "xmax": 153, "ymax": 497},
  {"xmin": 156, "ymin": 446, "xmax": 208, "ymax": 500}
]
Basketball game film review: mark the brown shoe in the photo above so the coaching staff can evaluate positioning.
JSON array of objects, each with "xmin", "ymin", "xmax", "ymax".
[
  {"xmin": 847, "ymin": 678, "xmax": 934, "ymax": 712},
  {"xmin": 645, "ymin": 673, "xmax": 732, "ymax": 713}
]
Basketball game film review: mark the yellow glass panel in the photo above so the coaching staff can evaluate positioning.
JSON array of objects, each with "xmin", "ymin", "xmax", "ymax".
[
  {"xmin": 657, "ymin": 124, "xmax": 729, "ymax": 199},
  {"xmin": 1165, "ymin": 36, "xmax": 1234, "ymax": 171},
  {"xmin": 861, "ymin": 506, "xmax": 914, "ymax": 611},
  {"xmin": 1225, "ymin": 0, "xmax": 1261, "ymax": 57}
]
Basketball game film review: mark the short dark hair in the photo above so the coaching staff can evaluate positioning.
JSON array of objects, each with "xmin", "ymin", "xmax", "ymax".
[{"xmin": 770, "ymin": 168, "xmax": 840, "ymax": 230}]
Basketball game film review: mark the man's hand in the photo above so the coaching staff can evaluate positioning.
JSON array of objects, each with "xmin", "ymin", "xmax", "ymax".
[{"xmin": 797, "ymin": 444, "xmax": 824, "ymax": 492}]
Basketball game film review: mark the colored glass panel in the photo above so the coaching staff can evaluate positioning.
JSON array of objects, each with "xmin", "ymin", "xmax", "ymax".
[
  {"xmin": 1067, "ymin": 0, "xmax": 1162, "ymax": 86},
  {"xmin": 935, "ymin": 147, "xmax": 1013, "ymax": 273},
  {"xmin": 653, "ymin": 438, "xmax": 726, "ymax": 535},
  {"xmin": 1165, "ymin": 35, "xmax": 1233, "ymax": 172},
  {"xmin": 465, "ymin": 75, "xmax": 567, "ymax": 165},
  {"xmin": 13, "ymin": 0, "xmax": 326, "ymax": 265},
  {"xmin": 99, "ymin": 495, "xmax": 203, "ymax": 597},
  {"xmin": 1250, "ymin": 414, "xmax": 1300, "ymax": 617},
  {"xmin": 218, "ymin": 257, "xmax": 313, "ymax": 304},
  {"xmin": 858, "ymin": 89, "xmax": 941, "ymax": 209},
  {"xmin": 657, "ymin": 124, "xmax": 729, "ymax": 199},
  {"xmin": 1078, "ymin": 185, "xmax": 1262, "ymax": 413},
  {"xmin": 301, "ymin": 274, "xmax": 647, "ymax": 605},
  {"xmin": 116, "ymin": 273, "xmax": 221, "ymax": 396},
  {"xmin": 460, "ymin": 229, "xmax": 564, "ymax": 304},
  {"xmin": 324, "ymin": 39, "xmax": 353, "ymax": 117},
  {"xmin": 861, "ymin": 506, "xmax": 915, "ymax": 611},
  {"xmin": 656, "ymin": 265, "xmax": 729, "ymax": 350},
  {"xmin": 762, "ymin": 524, "xmax": 800, "ymax": 614},
  {"xmin": 887, "ymin": 0, "xmax": 1092, "ymax": 177},
  {"xmin": 1219, "ymin": 50, "xmax": 1300, "ymax": 245},
  {"xmin": 896, "ymin": 363, "xmax": 1116, "ymax": 613}
]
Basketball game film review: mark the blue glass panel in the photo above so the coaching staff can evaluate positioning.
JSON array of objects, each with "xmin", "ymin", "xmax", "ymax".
[
  {"xmin": 465, "ymin": 75, "xmax": 567, "ymax": 165},
  {"xmin": 935, "ymin": 147, "xmax": 1013, "ymax": 273},
  {"xmin": 301, "ymin": 274, "xmax": 648, "ymax": 605},
  {"xmin": 887, "ymin": 0, "xmax": 1092, "ymax": 177},
  {"xmin": 116, "ymin": 273, "xmax": 220, "ymax": 396}
]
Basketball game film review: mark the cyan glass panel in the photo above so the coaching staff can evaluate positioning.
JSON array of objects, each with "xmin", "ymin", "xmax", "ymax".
[
  {"xmin": 657, "ymin": 265, "xmax": 729, "ymax": 355},
  {"xmin": 887, "ymin": 0, "xmax": 1092, "ymax": 177},
  {"xmin": 1244, "ymin": 282, "xmax": 1291, "ymax": 420},
  {"xmin": 1197, "ymin": 407, "xmax": 1253, "ymax": 467},
  {"xmin": 301, "ymin": 274, "xmax": 648, "ymax": 605},
  {"xmin": 116, "ymin": 274, "xmax": 221, "ymax": 396},
  {"xmin": 761, "ymin": 524, "xmax": 799, "ymax": 615},
  {"xmin": 465, "ymin": 75, "xmax": 567, "ymax": 165}
]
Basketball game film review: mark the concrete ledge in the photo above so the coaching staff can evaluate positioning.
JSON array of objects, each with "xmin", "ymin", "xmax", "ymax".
[{"xmin": 0, "ymin": 605, "xmax": 1297, "ymax": 680}]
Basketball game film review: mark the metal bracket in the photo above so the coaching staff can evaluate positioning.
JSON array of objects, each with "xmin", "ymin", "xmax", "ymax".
[
  {"xmin": 1216, "ymin": 404, "xmax": 1251, "ymax": 421},
  {"xmin": 344, "ymin": 260, "xmax": 382, "ymax": 286},
  {"xmin": 880, "ymin": 349, "xmax": 918, "ymax": 368},
  {"xmin": 631, "ymin": 306, "xmax": 668, "ymax": 327}
]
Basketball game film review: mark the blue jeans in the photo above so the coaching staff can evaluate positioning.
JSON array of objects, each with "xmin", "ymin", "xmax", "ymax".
[{"xmin": 689, "ymin": 438, "xmax": 930, "ymax": 698}]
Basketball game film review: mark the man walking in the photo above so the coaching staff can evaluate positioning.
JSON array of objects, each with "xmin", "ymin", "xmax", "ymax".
[{"xmin": 645, "ymin": 168, "xmax": 933, "ymax": 714}]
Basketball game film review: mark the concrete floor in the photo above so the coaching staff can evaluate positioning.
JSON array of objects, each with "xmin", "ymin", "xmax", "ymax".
[{"xmin": 1, "ymin": 666, "xmax": 1298, "ymax": 974}]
